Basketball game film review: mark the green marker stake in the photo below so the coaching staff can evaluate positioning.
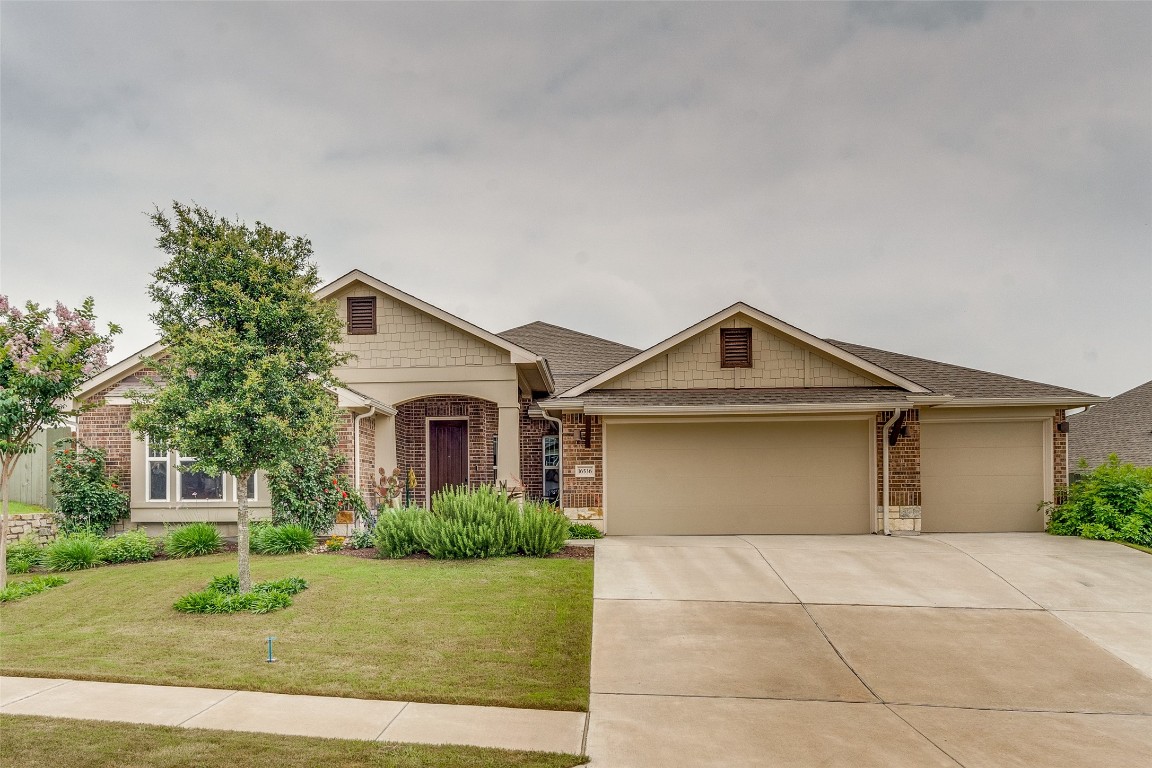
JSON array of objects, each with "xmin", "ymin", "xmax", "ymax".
[{"xmin": 266, "ymin": 636, "xmax": 277, "ymax": 663}]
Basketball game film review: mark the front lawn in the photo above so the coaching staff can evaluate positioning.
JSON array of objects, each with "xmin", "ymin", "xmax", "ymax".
[
  {"xmin": 0, "ymin": 715, "xmax": 587, "ymax": 768},
  {"xmin": 5, "ymin": 501, "xmax": 50, "ymax": 515},
  {"xmin": 0, "ymin": 553, "xmax": 592, "ymax": 711}
]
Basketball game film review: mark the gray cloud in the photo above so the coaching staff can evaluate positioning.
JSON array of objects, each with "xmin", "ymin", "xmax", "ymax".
[{"xmin": 2, "ymin": 1, "xmax": 1149, "ymax": 396}]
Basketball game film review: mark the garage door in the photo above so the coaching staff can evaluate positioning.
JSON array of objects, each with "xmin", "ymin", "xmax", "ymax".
[
  {"xmin": 921, "ymin": 421, "xmax": 1046, "ymax": 532},
  {"xmin": 604, "ymin": 420, "xmax": 871, "ymax": 535}
]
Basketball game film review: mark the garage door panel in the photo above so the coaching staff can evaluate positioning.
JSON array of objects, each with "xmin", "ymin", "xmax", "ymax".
[
  {"xmin": 606, "ymin": 420, "xmax": 870, "ymax": 535},
  {"xmin": 921, "ymin": 421, "xmax": 1046, "ymax": 533}
]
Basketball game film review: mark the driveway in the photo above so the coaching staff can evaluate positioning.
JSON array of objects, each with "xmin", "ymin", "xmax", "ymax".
[{"xmin": 585, "ymin": 533, "xmax": 1152, "ymax": 767}]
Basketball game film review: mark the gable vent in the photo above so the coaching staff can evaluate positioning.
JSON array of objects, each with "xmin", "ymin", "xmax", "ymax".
[
  {"xmin": 347, "ymin": 296, "xmax": 377, "ymax": 335},
  {"xmin": 720, "ymin": 327, "xmax": 752, "ymax": 368}
]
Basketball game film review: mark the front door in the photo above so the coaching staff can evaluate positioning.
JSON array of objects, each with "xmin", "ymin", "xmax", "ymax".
[{"xmin": 429, "ymin": 419, "xmax": 469, "ymax": 502}]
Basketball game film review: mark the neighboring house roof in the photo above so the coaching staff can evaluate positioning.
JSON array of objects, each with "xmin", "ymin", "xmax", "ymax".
[
  {"xmin": 826, "ymin": 340, "xmax": 1100, "ymax": 402},
  {"xmin": 1067, "ymin": 380, "xmax": 1152, "ymax": 468},
  {"xmin": 559, "ymin": 303, "xmax": 929, "ymax": 397},
  {"xmin": 498, "ymin": 321, "xmax": 640, "ymax": 393}
]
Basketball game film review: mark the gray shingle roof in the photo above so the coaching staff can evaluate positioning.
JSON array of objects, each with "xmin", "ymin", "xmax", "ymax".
[
  {"xmin": 499, "ymin": 321, "xmax": 639, "ymax": 393},
  {"xmin": 557, "ymin": 387, "xmax": 909, "ymax": 409},
  {"xmin": 1068, "ymin": 380, "xmax": 1152, "ymax": 468},
  {"xmin": 825, "ymin": 340, "xmax": 1098, "ymax": 400}
]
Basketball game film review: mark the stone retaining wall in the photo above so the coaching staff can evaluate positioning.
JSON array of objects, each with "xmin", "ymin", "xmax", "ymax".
[{"xmin": 4, "ymin": 513, "xmax": 58, "ymax": 545}]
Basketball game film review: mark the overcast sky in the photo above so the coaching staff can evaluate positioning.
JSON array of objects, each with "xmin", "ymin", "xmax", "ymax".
[{"xmin": 2, "ymin": 1, "xmax": 1149, "ymax": 397}]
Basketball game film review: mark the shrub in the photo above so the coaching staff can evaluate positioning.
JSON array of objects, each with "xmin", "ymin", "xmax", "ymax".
[
  {"xmin": 568, "ymin": 522, "xmax": 603, "ymax": 540},
  {"xmin": 267, "ymin": 447, "xmax": 368, "ymax": 534},
  {"xmin": 518, "ymin": 501, "xmax": 570, "ymax": 556},
  {"xmin": 164, "ymin": 522, "xmax": 223, "ymax": 558},
  {"xmin": 347, "ymin": 528, "xmax": 375, "ymax": 549},
  {"xmin": 173, "ymin": 574, "xmax": 308, "ymax": 614},
  {"xmin": 0, "ymin": 575, "xmax": 69, "ymax": 603},
  {"xmin": 251, "ymin": 523, "xmax": 316, "ymax": 555},
  {"xmin": 49, "ymin": 438, "xmax": 128, "ymax": 533},
  {"xmin": 6, "ymin": 537, "xmax": 43, "ymax": 573},
  {"xmin": 423, "ymin": 484, "xmax": 519, "ymax": 559},
  {"xmin": 325, "ymin": 536, "xmax": 345, "ymax": 551},
  {"xmin": 374, "ymin": 507, "xmax": 426, "ymax": 558},
  {"xmin": 100, "ymin": 529, "xmax": 158, "ymax": 564},
  {"xmin": 43, "ymin": 533, "xmax": 106, "ymax": 571},
  {"xmin": 1048, "ymin": 456, "xmax": 1152, "ymax": 546}
]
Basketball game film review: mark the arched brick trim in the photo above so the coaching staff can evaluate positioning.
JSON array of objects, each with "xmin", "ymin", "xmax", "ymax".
[{"xmin": 395, "ymin": 395, "xmax": 499, "ymax": 505}]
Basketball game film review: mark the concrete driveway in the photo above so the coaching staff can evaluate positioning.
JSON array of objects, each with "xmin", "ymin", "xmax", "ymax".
[{"xmin": 586, "ymin": 533, "xmax": 1152, "ymax": 767}]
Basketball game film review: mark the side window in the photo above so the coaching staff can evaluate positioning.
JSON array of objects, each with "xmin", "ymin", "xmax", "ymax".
[
  {"xmin": 146, "ymin": 438, "xmax": 169, "ymax": 501},
  {"xmin": 543, "ymin": 435, "xmax": 559, "ymax": 504},
  {"xmin": 179, "ymin": 457, "xmax": 224, "ymax": 501}
]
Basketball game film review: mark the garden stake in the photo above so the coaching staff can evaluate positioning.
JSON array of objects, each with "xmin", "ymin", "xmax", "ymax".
[{"xmin": 266, "ymin": 636, "xmax": 277, "ymax": 663}]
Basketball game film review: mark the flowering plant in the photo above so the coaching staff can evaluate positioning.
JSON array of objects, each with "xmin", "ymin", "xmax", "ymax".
[
  {"xmin": 266, "ymin": 447, "xmax": 367, "ymax": 534},
  {"xmin": 48, "ymin": 439, "xmax": 128, "ymax": 534}
]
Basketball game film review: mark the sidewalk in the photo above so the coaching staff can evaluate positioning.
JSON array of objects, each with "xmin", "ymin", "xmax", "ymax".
[{"xmin": 0, "ymin": 676, "xmax": 587, "ymax": 755}]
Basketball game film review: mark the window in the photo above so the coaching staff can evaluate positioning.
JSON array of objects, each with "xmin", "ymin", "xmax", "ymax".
[
  {"xmin": 720, "ymin": 328, "xmax": 752, "ymax": 368},
  {"xmin": 232, "ymin": 472, "xmax": 258, "ymax": 502},
  {"xmin": 179, "ymin": 457, "xmax": 224, "ymax": 501},
  {"xmin": 542, "ymin": 435, "xmax": 559, "ymax": 504},
  {"xmin": 146, "ymin": 438, "xmax": 169, "ymax": 501},
  {"xmin": 347, "ymin": 296, "xmax": 377, "ymax": 335}
]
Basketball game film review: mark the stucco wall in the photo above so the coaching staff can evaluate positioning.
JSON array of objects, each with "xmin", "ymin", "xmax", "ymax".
[
  {"xmin": 602, "ymin": 316, "xmax": 882, "ymax": 390},
  {"xmin": 331, "ymin": 285, "xmax": 511, "ymax": 370}
]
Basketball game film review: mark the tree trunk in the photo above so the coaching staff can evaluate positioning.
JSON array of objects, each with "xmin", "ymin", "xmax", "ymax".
[
  {"xmin": 1, "ymin": 457, "xmax": 13, "ymax": 591},
  {"xmin": 236, "ymin": 471, "xmax": 252, "ymax": 594}
]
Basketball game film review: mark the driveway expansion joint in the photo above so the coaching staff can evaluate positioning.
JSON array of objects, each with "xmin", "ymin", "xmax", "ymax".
[{"xmin": 175, "ymin": 689, "xmax": 239, "ymax": 727}]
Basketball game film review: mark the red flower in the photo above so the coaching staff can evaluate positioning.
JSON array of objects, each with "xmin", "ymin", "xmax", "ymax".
[{"xmin": 341, "ymin": 491, "xmax": 348, "ymax": 498}]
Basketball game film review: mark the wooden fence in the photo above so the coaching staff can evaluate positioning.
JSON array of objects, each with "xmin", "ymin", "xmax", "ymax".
[{"xmin": 8, "ymin": 428, "xmax": 72, "ymax": 509}]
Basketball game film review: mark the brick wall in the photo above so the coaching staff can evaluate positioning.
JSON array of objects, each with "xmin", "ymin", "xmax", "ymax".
[
  {"xmin": 334, "ymin": 409, "xmax": 377, "ymax": 504},
  {"xmin": 875, "ymin": 409, "xmax": 921, "ymax": 507},
  {"xmin": 519, "ymin": 399, "xmax": 557, "ymax": 501},
  {"xmin": 561, "ymin": 413, "xmax": 603, "ymax": 510},
  {"xmin": 77, "ymin": 394, "xmax": 133, "ymax": 488},
  {"xmin": 395, "ymin": 395, "xmax": 499, "ymax": 505},
  {"xmin": 1054, "ymin": 408, "xmax": 1068, "ymax": 502}
]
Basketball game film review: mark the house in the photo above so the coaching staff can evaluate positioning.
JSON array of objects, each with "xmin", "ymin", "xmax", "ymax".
[
  {"xmin": 73, "ymin": 268, "xmax": 1105, "ymax": 537},
  {"xmin": 1067, "ymin": 380, "xmax": 1152, "ymax": 475}
]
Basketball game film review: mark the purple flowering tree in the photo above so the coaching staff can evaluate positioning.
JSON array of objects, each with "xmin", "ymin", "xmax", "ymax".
[{"xmin": 1, "ymin": 295, "xmax": 120, "ymax": 588}]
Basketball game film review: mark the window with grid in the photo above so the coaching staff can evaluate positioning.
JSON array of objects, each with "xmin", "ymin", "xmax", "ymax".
[
  {"xmin": 146, "ymin": 437, "xmax": 169, "ymax": 501},
  {"xmin": 720, "ymin": 327, "xmax": 752, "ymax": 368},
  {"xmin": 347, "ymin": 296, "xmax": 377, "ymax": 335}
]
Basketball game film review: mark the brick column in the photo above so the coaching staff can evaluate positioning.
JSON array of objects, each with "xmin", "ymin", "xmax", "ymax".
[
  {"xmin": 875, "ymin": 409, "xmax": 922, "ymax": 534},
  {"xmin": 561, "ymin": 413, "xmax": 603, "ymax": 526}
]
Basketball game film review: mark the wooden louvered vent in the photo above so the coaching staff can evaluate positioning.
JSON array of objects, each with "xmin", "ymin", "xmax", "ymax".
[
  {"xmin": 720, "ymin": 327, "xmax": 752, "ymax": 368},
  {"xmin": 347, "ymin": 296, "xmax": 377, "ymax": 335}
]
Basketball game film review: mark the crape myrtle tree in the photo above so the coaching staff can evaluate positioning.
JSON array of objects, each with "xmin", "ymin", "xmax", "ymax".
[
  {"xmin": 130, "ymin": 202, "xmax": 348, "ymax": 592},
  {"xmin": 0, "ymin": 296, "xmax": 120, "ymax": 589}
]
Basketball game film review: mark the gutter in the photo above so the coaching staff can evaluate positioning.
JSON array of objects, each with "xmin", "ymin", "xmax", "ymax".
[
  {"xmin": 930, "ymin": 396, "xmax": 1109, "ymax": 408},
  {"xmin": 353, "ymin": 407, "xmax": 377, "ymax": 508},
  {"xmin": 881, "ymin": 408, "xmax": 903, "ymax": 536}
]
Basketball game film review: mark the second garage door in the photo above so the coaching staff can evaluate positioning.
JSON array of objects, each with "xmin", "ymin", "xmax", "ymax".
[
  {"xmin": 921, "ymin": 420, "xmax": 1047, "ymax": 532},
  {"xmin": 604, "ymin": 419, "xmax": 871, "ymax": 535}
]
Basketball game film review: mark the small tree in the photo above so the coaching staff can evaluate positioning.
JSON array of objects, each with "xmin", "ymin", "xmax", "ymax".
[
  {"xmin": 130, "ymin": 202, "xmax": 348, "ymax": 592},
  {"xmin": 0, "ymin": 296, "xmax": 120, "ymax": 588}
]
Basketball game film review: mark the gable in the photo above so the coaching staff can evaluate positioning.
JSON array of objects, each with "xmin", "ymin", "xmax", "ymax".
[
  {"xmin": 601, "ymin": 315, "xmax": 886, "ymax": 390},
  {"xmin": 331, "ymin": 284, "xmax": 512, "ymax": 369}
]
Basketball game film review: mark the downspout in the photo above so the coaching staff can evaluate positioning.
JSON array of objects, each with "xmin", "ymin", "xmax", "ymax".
[
  {"xmin": 353, "ymin": 407, "xmax": 377, "ymax": 525},
  {"xmin": 881, "ymin": 408, "xmax": 903, "ymax": 536},
  {"xmin": 539, "ymin": 411, "xmax": 564, "ymax": 509}
]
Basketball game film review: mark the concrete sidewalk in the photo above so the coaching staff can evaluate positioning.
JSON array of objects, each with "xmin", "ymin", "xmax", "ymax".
[{"xmin": 0, "ymin": 676, "xmax": 587, "ymax": 755}]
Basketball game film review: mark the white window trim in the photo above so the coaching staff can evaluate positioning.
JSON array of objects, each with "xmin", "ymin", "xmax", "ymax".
[
  {"xmin": 231, "ymin": 471, "xmax": 259, "ymax": 503},
  {"xmin": 177, "ymin": 455, "xmax": 225, "ymax": 503},
  {"xmin": 145, "ymin": 436, "xmax": 170, "ymax": 503}
]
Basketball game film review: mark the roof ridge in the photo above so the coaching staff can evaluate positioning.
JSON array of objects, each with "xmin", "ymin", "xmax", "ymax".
[
  {"xmin": 499, "ymin": 320, "xmax": 640, "ymax": 352},
  {"xmin": 825, "ymin": 338, "xmax": 1098, "ymax": 399}
]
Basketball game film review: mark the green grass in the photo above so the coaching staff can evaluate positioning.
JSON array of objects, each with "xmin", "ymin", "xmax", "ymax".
[
  {"xmin": 1121, "ymin": 542, "xmax": 1152, "ymax": 555},
  {"xmin": 5, "ymin": 501, "xmax": 50, "ymax": 515},
  {"xmin": 0, "ymin": 553, "xmax": 592, "ymax": 711},
  {"xmin": 0, "ymin": 715, "xmax": 587, "ymax": 768}
]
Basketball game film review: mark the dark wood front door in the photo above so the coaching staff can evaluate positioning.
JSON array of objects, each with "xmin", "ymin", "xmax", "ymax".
[{"xmin": 429, "ymin": 419, "xmax": 468, "ymax": 501}]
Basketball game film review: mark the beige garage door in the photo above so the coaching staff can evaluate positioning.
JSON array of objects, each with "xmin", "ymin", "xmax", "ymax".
[
  {"xmin": 921, "ymin": 421, "xmax": 1046, "ymax": 532},
  {"xmin": 604, "ymin": 420, "xmax": 871, "ymax": 535}
]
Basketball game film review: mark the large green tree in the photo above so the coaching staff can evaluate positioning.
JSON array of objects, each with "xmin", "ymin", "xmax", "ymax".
[
  {"xmin": 130, "ymin": 203, "xmax": 348, "ymax": 592},
  {"xmin": 1, "ymin": 296, "xmax": 120, "ymax": 589}
]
